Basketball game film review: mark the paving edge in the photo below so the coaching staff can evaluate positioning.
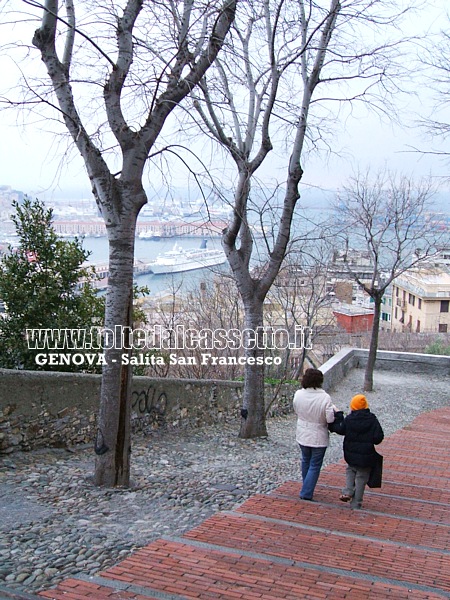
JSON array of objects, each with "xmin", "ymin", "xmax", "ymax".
[
  {"xmin": 269, "ymin": 493, "xmax": 450, "ymax": 527},
  {"xmin": 0, "ymin": 585, "xmax": 43, "ymax": 600},
  {"xmin": 222, "ymin": 509, "xmax": 450, "ymax": 554}
]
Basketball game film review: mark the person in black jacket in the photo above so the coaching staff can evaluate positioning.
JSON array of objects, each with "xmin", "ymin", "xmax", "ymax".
[{"xmin": 331, "ymin": 393, "xmax": 384, "ymax": 509}]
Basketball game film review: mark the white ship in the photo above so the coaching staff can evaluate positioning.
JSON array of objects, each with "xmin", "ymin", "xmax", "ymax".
[
  {"xmin": 149, "ymin": 239, "xmax": 226, "ymax": 274},
  {"xmin": 138, "ymin": 231, "xmax": 161, "ymax": 240}
]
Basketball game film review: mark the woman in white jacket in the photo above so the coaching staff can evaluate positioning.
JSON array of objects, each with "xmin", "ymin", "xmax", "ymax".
[{"xmin": 293, "ymin": 368, "xmax": 336, "ymax": 501}]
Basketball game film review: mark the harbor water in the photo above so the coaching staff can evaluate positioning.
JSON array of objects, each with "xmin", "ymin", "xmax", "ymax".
[{"xmin": 82, "ymin": 236, "xmax": 229, "ymax": 296}]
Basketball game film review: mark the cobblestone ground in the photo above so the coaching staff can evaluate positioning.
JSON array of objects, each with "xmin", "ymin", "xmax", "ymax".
[{"xmin": 0, "ymin": 369, "xmax": 448, "ymax": 593}]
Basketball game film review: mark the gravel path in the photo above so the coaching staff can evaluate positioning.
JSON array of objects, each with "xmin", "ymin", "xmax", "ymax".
[{"xmin": 0, "ymin": 368, "xmax": 448, "ymax": 593}]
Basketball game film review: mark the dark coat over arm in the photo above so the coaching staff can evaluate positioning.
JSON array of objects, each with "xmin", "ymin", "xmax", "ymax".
[{"xmin": 330, "ymin": 409, "xmax": 384, "ymax": 468}]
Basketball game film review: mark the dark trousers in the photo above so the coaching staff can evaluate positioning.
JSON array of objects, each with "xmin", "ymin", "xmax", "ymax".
[{"xmin": 343, "ymin": 464, "xmax": 371, "ymax": 508}]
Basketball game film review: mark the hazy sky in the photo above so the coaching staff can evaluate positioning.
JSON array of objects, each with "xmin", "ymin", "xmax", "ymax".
[{"xmin": 0, "ymin": 0, "xmax": 449, "ymax": 204}]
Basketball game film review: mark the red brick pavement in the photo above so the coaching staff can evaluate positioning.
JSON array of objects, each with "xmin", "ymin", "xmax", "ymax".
[
  {"xmin": 183, "ymin": 512, "xmax": 450, "ymax": 590},
  {"xmin": 275, "ymin": 481, "xmax": 450, "ymax": 524},
  {"xmin": 37, "ymin": 406, "xmax": 450, "ymax": 600},
  {"xmin": 235, "ymin": 494, "xmax": 450, "ymax": 550},
  {"xmin": 316, "ymin": 471, "xmax": 450, "ymax": 503}
]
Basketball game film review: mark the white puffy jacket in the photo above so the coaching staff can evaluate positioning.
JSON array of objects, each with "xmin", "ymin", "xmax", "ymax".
[{"xmin": 293, "ymin": 387, "xmax": 336, "ymax": 447}]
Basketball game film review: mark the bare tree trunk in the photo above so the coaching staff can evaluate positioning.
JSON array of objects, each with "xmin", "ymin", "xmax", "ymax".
[
  {"xmin": 94, "ymin": 210, "xmax": 137, "ymax": 486},
  {"xmin": 239, "ymin": 299, "xmax": 268, "ymax": 438},
  {"xmin": 364, "ymin": 296, "xmax": 382, "ymax": 392}
]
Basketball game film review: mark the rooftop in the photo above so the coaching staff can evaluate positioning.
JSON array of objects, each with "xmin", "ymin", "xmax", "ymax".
[
  {"xmin": 396, "ymin": 266, "xmax": 450, "ymax": 292},
  {"xmin": 332, "ymin": 302, "xmax": 374, "ymax": 316}
]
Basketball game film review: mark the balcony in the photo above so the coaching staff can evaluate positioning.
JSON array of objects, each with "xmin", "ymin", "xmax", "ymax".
[{"xmin": 396, "ymin": 298, "xmax": 407, "ymax": 310}]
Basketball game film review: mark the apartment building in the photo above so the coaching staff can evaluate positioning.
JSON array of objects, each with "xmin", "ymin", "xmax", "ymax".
[{"xmin": 391, "ymin": 267, "xmax": 450, "ymax": 333}]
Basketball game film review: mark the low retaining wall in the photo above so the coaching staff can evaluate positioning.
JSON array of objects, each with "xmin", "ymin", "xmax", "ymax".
[
  {"xmin": 355, "ymin": 349, "xmax": 450, "ymax": 374},
  {"xmin": 321, "ymin": 348, "xmax": 360, "ymax": 392},
  {"xmin": 0, "ymin": 370, "xmax": 295, "ymax": 454},
  {"xmin": 321, "ymin": 347, "xmax": 450, "ymax": 386}
]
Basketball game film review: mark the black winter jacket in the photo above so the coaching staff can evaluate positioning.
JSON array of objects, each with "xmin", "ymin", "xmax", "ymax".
[{"xmin": 330, "ymin": 409, "xmax": 384, "ymax": 468}]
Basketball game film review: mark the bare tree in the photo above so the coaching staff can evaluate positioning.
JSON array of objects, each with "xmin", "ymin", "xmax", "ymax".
[
  {"xmin": 333, "ymin": 170, "xmax": 447, "ymax": 391},
  {"xmin": 416, "ymin": 23, "xmax": 450, "ymax": 160},
  {"xmin": 188, "ymin": 0, "xmax": 410, "ymax": 437},
  {"xmin": 270, "ymin": 241, "xmax": 337, "ymax": 379},
  {"xmin": 3, "ymin": 0, "xmax": 237, "ymax": 486},
  {"xmin": 143, "ymin": 273, "xmax": 245, "ymax": 379}
]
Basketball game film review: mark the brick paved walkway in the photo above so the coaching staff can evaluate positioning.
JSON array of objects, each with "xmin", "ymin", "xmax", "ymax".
[{"xmin": 15, "ymin": 407, "xmax": 450, "ymax": 599}]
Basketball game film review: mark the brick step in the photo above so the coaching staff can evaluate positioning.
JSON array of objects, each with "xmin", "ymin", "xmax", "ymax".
[
  {"xmin": 97, "ymin": 538, "xmax": 448, "ymax": 600},
  {"xmin": 404, "ymin": 413, "xmax": 450, "ymax": 427},
  {"xmin": 382, "ymin": 443, "xmax": 450, "ymax": 456},
  {"xmin": 236, "ymin": 494, "xmax": 450, "ymax": 550},
  {"xmin": 385, "ymin": 423, "xmax": 450, "ymax": 433},
  {"xmin": 318, "ymin": 471, "xmax": 450, "ymax": 503},
  {"xmin": 382, "ymin": 462, "xmax": 449, "ymax": 475},
  {"xmin": 274, "ymin": 481, "xmax": 450, "ymax": 524},
  {"xmin": 382, "ymin": 445, "xmax": 450, "ymax": 457},
  {"xmin": 358, "ymin": 443, "xmax": 448, "ymax": 459},
  {"xmin": 321, "ymin": 459, "xmax": 450, "ymax": 483},
  {"xmin": 183, "ymin": 512, "xmax": 450, "ymax": 593},
  {"xmin": 378, "ymin": 447, "xmax": 450, "ymax": 460},
  {"xmin": 383, "ymin": 444, "xmax": 450, "ymax": 455},
  {"xmin": 402, "ymin": 417, "xmax": 450, "ymax": 427},
  {"xmin": 405, "ymin": 423, "xmax": 450, "ymax": 433},
  {"xmin": 330, "ymin": 467, "xmax": 447, "ymax": 486},
  {"xmin": 412, "ymin": 425, "xmax": 450, "ymax": 431},
  {"xmin": 381, "ymin": 467, "xmax": 449, "ymax": 482},
  {"xmin": 324, "ymin": 459, "xmax": 450, "ymax": 476},
  {"xmin": 403, "ymin": 409, "xmax": 450, "ymax": 421},
  {"xmin": 383, "ymin": 434, "xmax": 450, "ymax": 448}
]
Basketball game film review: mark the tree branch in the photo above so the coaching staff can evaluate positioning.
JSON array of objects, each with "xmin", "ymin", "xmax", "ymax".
[
  {"xmin": 24, "ymin": 0, "xmax": 115, "ymax": 67},
  {"xmin": 103, "ymin": 0, "xmax": 143, "ymax": 150},
  {"xmin": 140, "ymin": 0, "xmax": 237, "ymax": 151}
]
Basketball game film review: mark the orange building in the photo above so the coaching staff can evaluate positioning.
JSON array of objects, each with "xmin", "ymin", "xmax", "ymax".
[{"xmin": 333, "ymin": 304, "xmax": 374, "ymax": 333}]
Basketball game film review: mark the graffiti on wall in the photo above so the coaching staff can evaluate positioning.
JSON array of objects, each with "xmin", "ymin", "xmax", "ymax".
[{"xmin": 131, "ymin": 385, "xmax": 168, "ymax": 426}]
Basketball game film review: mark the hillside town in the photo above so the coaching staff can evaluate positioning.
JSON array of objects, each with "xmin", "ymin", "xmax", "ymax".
[{"xmin": 3, "ymin": 184, "xmax": 449, "ymax": 374}]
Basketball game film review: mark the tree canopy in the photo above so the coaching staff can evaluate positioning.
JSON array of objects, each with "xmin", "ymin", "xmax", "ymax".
[{"xmin": 0, "ymin": 197, "xmax": 103, "ymax": 370}]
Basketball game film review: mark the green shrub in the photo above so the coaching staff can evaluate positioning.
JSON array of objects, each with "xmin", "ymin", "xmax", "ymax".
[{"xmin": 424, "ymin": 339, "xmax": 450, "ymax": 356}]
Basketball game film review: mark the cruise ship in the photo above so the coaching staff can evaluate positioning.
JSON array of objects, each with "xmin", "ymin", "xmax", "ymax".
[{"xmin": 149, "ymin": 240, "xmax": 226, "ymax": 274}]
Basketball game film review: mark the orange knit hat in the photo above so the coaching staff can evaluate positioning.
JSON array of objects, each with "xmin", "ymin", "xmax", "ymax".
[{"xmin": 350, "ymin": 394, "xmax": 368, "ymax": 411}]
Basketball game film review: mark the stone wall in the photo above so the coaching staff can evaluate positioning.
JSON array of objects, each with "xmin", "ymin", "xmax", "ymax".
[
  {"xmin": 321, "ymin": 348, "xmax": 360, "ymax": 392},
  {"xmin": 354, "ymin": 349, "xmax": 450, "ymax": 374},
  {"xmin": 321, "ymin": 347, "xmax": 450, "ymax": 391},
  {"xmin": 0, "ymin": 370, "xmax": 295, "ymax": 454}
]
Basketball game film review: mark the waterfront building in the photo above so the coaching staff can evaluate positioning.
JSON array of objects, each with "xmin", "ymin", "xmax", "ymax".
[{"xmin": 52, "ymin": 218, "xmax": 228, "ymax": 238}]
